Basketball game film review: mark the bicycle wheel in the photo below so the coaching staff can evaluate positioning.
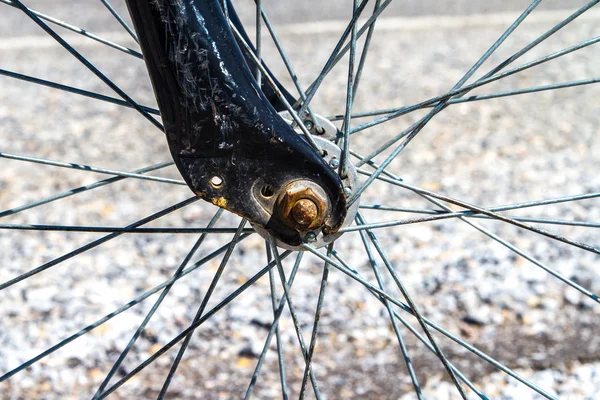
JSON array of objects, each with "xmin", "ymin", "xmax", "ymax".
[{"xmin": 1, "ymin": 0, "xmax": 599, "ymax": 399}]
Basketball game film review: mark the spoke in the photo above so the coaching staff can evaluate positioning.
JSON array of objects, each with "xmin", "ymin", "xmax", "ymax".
[
  {"xmin": 364, "ymin": 171, "xmax": 600, "ymax": 255},
  {"xmin": 348, "ymin": 0, "xmax": 542, "ymax": 202},
  {"xmin": 11, "ymin": 0, "xmax": 163, "ymax": 131},
  {"xmin": 0, "ymin": 69, "xmax": 158, "ymax": 114},
  {"xmin": 356, "ymin": 212, "xmax": 468, "ymax": 399},
  {"xmin": 338, "ymin": 0, "xmax": 359, "ymax": 179},
  {"xmin": 0, "ymin": 232, "xmax": 252, "ymax": 382},
  {"xmin": 352, "ymin": 149, "xmax": 600, "ymax": 254},
  {"xmin": 353, "ymin": 80, "xmax": 600, "ymax": 168},
  {"xmin": 256, "ymin": 1, "xmax": 321, "ymax": 130},
  {"xmin": 295, "ymin": 0, "xmax": 373, "ymax": 115},
  {"xmin": 299, "ymin": 244, "xmax": 332, "ymax": 400},
  {"xmin": 97, "ymin": 250, "xmax": 293, "ymax": 399},
  {"xmin": 412, "ymin": 193, "xmax": 600, "ymax": 304},
  {"xmin": 0, "ymin": 0, "xmax": 142, "ymax": 58},
  {"xmin": 92, "ymin": 209, "xmax": 224, "ymax": 398},
  {"xmin": 0, "ymin": 152, "xmax": 183, "ymax": 185},
  {"xmin": 352, "ymin": 1, "xmax": 598, "ymax": 133},
  {"xmin": 338, "ymin": 77, "xmax": 600, "ymax": 121},
  {"xmin": 0, "ymin": 162, "xmax": 172, "ymax": 219},
  {"xmin": 229, "ymin": 23, "xmax": 324, "ymax": 155},
  {"xmin": 99, "ymin": 0, "xmax": 139, "ymax": 43},
  {"xmin": 356, "ymin": 206, "xmax": 600, "ymax": 229},
  {"xmin": 352, "ymin": 0, "xmax": 382, "ymax": 98},
  {"xmin": 353, "ymin": 118, "xmax": 421, "ymax": 170},
  {"xmin": 244, "ymin": 252, "xmax": 304, "ymax": 400},
  {"xmin": 265, "ymin": 244, "xmax": 289, "ymax": 400},
  {"xmin": 303, "ymin": 246, "xmax": 556, "ymax": 400},
  {"xmin": 0, "ymin": 224, "xmax": 254, "ymax": 234},
  {"xmin": 352, "ymin": 150, "xmax": 600, "ymax": 222},
  {"xmin": 478, "ymin": 0, "xmax": 600, "ymax": 83},
  {"xmin": 347, "ymin": 113, "xmax": 432, "ymax": 204},
  {"xmin": 255, "ymin": 0, "xmax": 262, "ymax": 86},
  {"xmin": 270, "ymin": 239, "xmax": 322, "ymax": 399},
  {"xmin": 0, "ymin": 197, "xmax": 199, "ymax": 291},
  {"xmin": 356, "ymin": 227, "xmax": 423, "ymax": 399},
  {"xmin": 330, "ymin": 250, "xmax": 505, "ymax": 400},
  {"xmin": 158, "ymin": 219, "xmax": 247, "ymax": 398}
]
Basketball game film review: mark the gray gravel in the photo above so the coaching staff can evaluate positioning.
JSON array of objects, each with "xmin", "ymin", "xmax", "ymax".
[{"xmin": 1, "ymin": 1, "xmax": 600, "ymax": 399}]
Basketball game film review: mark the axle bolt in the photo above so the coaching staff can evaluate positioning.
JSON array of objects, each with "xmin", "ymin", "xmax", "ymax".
[
  {"xmin": 291, "ymin": 199, "xmax": 318, "ymax": 228},
  {"xmin": 277, "ymin": 181, "xmax": 329, "ymax": 231}
]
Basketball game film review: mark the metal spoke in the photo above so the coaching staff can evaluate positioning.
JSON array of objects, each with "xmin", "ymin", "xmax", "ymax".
[
  {"xmin": 158, "ymin": 219, "xmax": 247, "ymax": 398},
  {"xmin": 352, "ymin": 2, "xmax": 598, "ymax": 133},
  {"xmin": 97, "ymin": 250, "xmax": 293, "ymax": 399},
  {"xmin": 1, "ymin": 0, "xmax": 142, "ymax": 57},
  {"xmin": 411, "ymin": 193, "xmax": 600, "ymax": 304},
  {"xmin": 0, "ymin": 152, "xmax": 183, "ymax": 185},
  {"xmin": 99, "ymin": 0, "xmax": 139, "ymax": 43},
  {"xmin": 348, "ymin": 0, "xmax": 542, "ymax": 202},
  {"xmin": 334, "ymin": 77, "xmax": 600, "ymax": 121},
  {"xmin": 0, "ymin": 232, "xmax": 252, "ymax": 382},
  {"xmin": 303, "ymin": 246, "xmax": 556, "ymax": 400},
  {"xmin": 0, "ymin": 69, "xmax": 158, "ymax": 114},
  {"xmin": 255, "ymin": 0, "xmax": 321, "ymax": 130},
  {"xmin": 362, "ymin": 170, "xmax": 600, "ymax": 255},
  {"xmin": 0, "ymin": 162, "xmax": 172, "ymax": 219},
  {"xmin": 255, "ymin": 0, "xmax": 262, "ymax": 86},
  {"xmin": 11, "ymin": 0, "xmax": 163, "ymax": 131},
  {"xmin": 229, "ymin": 23, "xmax": 324, "ymax": 155},
  {"xmin": 299, "ymin": 244, "xmax": 332, "ymax": 400},
  {"xmin": 0, "ymin": 224, "xmax": 253, "ymax": 234},
  {"xmin": 244, "ymin": 252, "xmax": 304, "ymax": 400},
  {"xmin": 356, "ymin": 212, "xmax": 468, "ymax": 399},
  {"xmin": 330, "ymin": 250, "xmax": 512, "ymax": 400},
  {"xmin": 0, "ymin": 197, "xmax": 200, "ymax": 291},
  {"xmin": 359, "ymin": 191, "xmax": 600, "ymax": 216},
  {"xmin": 294, "ymin": 0, "xmax": 373, "ymax": 115},
  {"xmin": 352, "ymin": 0, "xmax": 382, "ymax": 98},
  {"xmin": 91, "ymin": 209, "xmax": 224, "ymax": 398},
  {"xmin": 338, "ymin": 0, "xmax": 359, "ymax": 179},
  {"xmin": 270, "ymin": 239, "xmax": 322, "ymax": 399},
  {"xmin": 351, "ymin": 148, "xmax": 600, "ymax": 254},
  {"xmin": 352, "ymin": 36, "xmax": 600, "ymax": 133},
  {"xmin": 357, "ymin": 227, "xmax": 423, "ymax": 399},
  {"xmin": 265, "ymin": 244, "xmax": 289, "ymax": 400},
  {"xmin": 357, "ymin": 205, "xmax": 600, "ymax": 229}
]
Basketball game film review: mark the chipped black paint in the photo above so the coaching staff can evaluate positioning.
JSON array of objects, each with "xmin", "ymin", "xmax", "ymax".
[{"xmin": 125, "ymin": 0, "xmax": 346, "ymax": 245}]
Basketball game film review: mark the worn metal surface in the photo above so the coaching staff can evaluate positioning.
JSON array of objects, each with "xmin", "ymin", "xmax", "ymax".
[{"xmin": 124, "ymin": 0, "xmax": 347, "ymax": 245}]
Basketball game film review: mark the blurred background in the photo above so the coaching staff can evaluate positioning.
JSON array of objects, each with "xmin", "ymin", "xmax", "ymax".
[{"xmin": 1, "ymin": 0, "xmax": 599, "ymax": 398}]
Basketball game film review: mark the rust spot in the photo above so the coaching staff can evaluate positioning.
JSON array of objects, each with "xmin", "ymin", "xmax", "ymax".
[{"xmin": 211, "ymin": 197, "xmax": 227, "ymax": 208}]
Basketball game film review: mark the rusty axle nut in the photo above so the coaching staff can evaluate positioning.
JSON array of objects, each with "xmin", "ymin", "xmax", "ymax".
[
  {"xmin": 291, "ymin": 199, "xmax": 319, "ymax": 228},
  {"xmin": 277, "ymin": 181, "xmax": 329, "ymax": 231}
]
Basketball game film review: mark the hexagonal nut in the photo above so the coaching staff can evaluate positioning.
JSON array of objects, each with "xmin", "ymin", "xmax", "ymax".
[{"xmin": 277, "ymin": 182, "xmax": 329, "ymax": 231}]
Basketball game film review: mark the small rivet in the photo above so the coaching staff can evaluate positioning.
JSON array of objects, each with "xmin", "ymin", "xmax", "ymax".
[
  {"xmin": 305, "ymin": 232, "xmax": 317, "ymax": 243},
  {"xmin": 344, "ymin": 187, "xmax": 352, "ymax": 197},
  {"xmin": 329, "ymin": 157, "xmax": 340, "ymax": 169},
  {"xmin": 303, "ymin": 120, "xmax": 314, "ymax": 131}
]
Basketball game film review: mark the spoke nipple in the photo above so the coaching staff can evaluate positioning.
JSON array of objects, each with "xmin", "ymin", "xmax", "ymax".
[{"xmin": 305, "ymin": 232, "xmax": 317, "ymax": 243}]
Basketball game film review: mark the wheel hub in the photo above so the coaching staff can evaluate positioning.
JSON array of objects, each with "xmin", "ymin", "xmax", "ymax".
[{"xmin": 252, "ymin": 135, "xmax": 360, "ymax": 250}]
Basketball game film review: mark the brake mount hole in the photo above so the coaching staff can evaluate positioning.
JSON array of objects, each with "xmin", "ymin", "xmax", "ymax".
[
  {"xmin": 261, "ymin": 184, "xmax": 275, "ymax": 197},
  {"xmin": 210, "ymin": 176, "xmax": 223, "ymax": 188}
]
